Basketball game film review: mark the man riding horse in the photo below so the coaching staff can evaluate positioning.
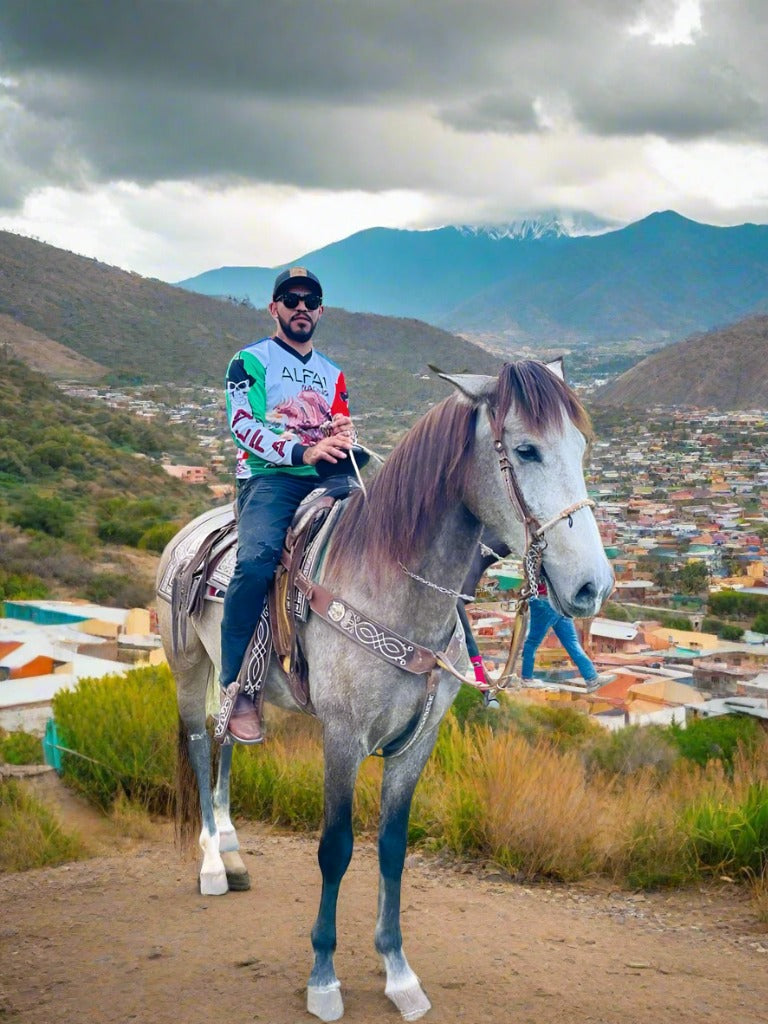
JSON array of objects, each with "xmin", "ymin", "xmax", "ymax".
[{"xmin": 220, "ymin": 267, "xmax": 356, "ymax": 743}]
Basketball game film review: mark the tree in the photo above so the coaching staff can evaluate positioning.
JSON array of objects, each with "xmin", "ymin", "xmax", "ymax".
[{"xmin": 678, "ymin": 561, "xmax": 709, "ymax": 595}]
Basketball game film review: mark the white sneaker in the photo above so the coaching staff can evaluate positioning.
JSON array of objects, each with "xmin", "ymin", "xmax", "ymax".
[{"xmin": 586, "ymin": 672, "xmax": 615, "ymax": 690}]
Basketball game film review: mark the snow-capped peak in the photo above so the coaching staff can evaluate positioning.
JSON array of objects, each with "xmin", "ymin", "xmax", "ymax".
[{"xmin": 456, "ymin": 210, "xmax": 621, "ymax": 241}]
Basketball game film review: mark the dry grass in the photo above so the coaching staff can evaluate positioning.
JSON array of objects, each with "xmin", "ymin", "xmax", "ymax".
[
  {"xmin": 0, "ymin": 779, "xmax": 91, "ymax": 872},
  {"xmin": 109, "ymin": 791, "xmax": 157, "ymax": 841},
  {"xmin": 746, "ymin": 866, "xmax": 768, "ymax": 927}
]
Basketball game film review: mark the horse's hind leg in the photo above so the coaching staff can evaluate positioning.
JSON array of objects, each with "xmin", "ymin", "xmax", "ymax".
[
  {"xmin": 307, "ymin": 725, "xmax": 363, "ymax": 1022},
  {"xmin": 171, "ymin": 634, "xmax": 229, "ymax": 896},
  {"xmin": 376, "ymin": 744, "xmax": 436, "ymax": 1021},
  {"xmin": 214, "ymin": 742, "xmax": 250, "ymax": 890}
]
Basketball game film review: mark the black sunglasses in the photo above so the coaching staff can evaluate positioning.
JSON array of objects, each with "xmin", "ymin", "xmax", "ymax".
[{"xmin": 278, "ymin": 292, "xmax": 322, "ymax": 310}]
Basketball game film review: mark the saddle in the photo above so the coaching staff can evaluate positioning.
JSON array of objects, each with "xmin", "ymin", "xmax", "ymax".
[{"xmin": 160, "ymin": 477, "xmax": 356, "ymax": 731}]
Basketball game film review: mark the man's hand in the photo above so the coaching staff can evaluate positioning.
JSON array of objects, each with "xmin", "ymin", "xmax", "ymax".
[
  {"xmin": 303, "ymin": 434, "xmax": 353, "ymax": 466},
  {"xmin": 329, "ymin": 413, "xmax": 355, "ymax": 439}
]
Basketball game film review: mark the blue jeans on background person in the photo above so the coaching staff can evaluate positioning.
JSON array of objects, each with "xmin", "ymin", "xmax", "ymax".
[
  {"xmin": 521, "ymin": 596, "xmax": 597, "ymax": 682},
  {"xmin": 220, "ymin": 473, "xmax": 319, "ymax": 687}
]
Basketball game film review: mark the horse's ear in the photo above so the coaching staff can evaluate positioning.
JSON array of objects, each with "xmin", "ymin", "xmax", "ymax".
[
  {"xmin": 545, "ymin": 356, "xmax": 565, "ymax": 381},
  {"xmin": 429, "ymin": 365, "xmax": 497, "ymax": 402}
]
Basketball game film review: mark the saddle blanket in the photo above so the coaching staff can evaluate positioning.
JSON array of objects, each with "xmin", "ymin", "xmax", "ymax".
[{"xmin": 157, "ymin": 502, "xmax": 236, "ymax": 605}]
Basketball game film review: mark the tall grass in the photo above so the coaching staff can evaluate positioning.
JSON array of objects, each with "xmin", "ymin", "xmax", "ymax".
[
  {"xmin": 48, "ymin": 666, "xmax": 768, "ymax": 895},
  {"xmin": 53, "ymin": 665, "xmax": 177, "ymax": 813},
  {"xmin": 0, "ymin": 779, "xmax": 90, "ymax": 872}
]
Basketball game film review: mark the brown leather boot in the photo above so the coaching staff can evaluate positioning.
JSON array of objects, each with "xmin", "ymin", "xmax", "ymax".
[{"xmin": 227, "ymin": 692, "xmax": 263, "ymax": 744}]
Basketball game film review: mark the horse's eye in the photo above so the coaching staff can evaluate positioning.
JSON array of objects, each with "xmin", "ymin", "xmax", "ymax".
[{"xmin": 515, "ymin": 444, "xmax": 540, "ymax": 463}]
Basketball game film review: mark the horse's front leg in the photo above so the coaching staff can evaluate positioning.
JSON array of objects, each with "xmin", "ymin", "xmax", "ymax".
[
  {"xmin": 376, "ymin": 738, "xmax": 437, "ymax": 1022},
  {"xmin": 307, "ymin": 724, "xmax": 363, "ymax": 1022}
]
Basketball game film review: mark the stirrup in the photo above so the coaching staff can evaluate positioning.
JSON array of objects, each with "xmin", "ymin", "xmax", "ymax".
[{"xmin": 213, "ymin": 681, "xmax": 241, "ymax": 743}]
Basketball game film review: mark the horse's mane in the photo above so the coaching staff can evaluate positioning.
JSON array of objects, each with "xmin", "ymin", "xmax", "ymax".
[{"xmin": 325, "ymin": 360, "xmax": 591, "ymax": 583}]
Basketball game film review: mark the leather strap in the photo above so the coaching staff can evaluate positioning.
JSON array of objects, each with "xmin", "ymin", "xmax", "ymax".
[
  {"xmin": 295, "ymin": 571, "xmax": 461, "ymax": 676},
  {"xmin": 294, "ymin": 571, "xmax": 467, "ymax": 758}
]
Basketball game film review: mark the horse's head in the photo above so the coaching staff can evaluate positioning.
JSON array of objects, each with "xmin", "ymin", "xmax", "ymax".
[{"xmin": 443, "ymin": 360, "xmax": 614, "ymax": 619}]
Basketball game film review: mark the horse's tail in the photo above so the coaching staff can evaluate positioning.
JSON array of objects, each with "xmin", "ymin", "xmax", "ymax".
[{"xmin": 175, "ymin": 715, "xmax": 201, "ymax": 851}]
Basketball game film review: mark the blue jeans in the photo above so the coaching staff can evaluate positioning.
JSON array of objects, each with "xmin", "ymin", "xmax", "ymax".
[
  {"xmin": 220, "ymin": 473, "xmax": 319, "ymax": 686},
  {"xmin": 521, "ymin": 597, "xmax": 597, "ymax": 682}
]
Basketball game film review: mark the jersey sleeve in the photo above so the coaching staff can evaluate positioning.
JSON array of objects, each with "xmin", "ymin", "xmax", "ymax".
[
  {"xmin": 330, "ymin": 370, "xmax": 350, "ymax": 417},
  {"xmin": 225, "ymin": 349, "xmax": 305, "ymax": 467}
]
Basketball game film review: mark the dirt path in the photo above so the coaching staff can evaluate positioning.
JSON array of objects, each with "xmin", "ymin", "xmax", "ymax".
[{"xmin": 1, "ymin": 778, "xmax": 768, "ymax": 1024}]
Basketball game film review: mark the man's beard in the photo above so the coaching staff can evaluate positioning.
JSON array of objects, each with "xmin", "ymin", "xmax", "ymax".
[{"xmin": 277, "ymin": 310, "xmax": 317, "ymax": 344}]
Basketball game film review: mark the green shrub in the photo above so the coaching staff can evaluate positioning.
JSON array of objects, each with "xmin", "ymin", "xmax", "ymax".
[
  {"xmin": 52, "ymin": 666, "xmax": 177, "ymax": 812},
  {"xmin": 509, "ymin": 701, "xmax": 601, "ymax": 751},
  {"xmin": 602, "ymin": 602, "xmax": 630, "ymax": 621},
  {"xmin": 586, "ymin": 724, "xmax": 678, "ymax": 777},
  {"xmin": 0, "ymin": 730, "xmax": 43, "ymax": 765},
  {"xmin": 9, "ymin": 493, "xmax": 76, "ymax": 538},
  {"xmin": 656, "ymin": 611, "xmax": 696, "ymax": 631},
  {"xmin": 720, "ymin": 623, "xmax": 745, "ymax": 642},
  {"xmin": 138, "ymin": 521, "xmax": 180, "ymax": 553},
  {"xmin": 709, "ymin": 590, "xmax": 768, "ymax": 620},
  {"xmin": 669, "ymin": 716, "xmax": 760, "ymax": 773},
  {"xmin": 701, "ymin": 617, "xmax": 744, "ymax": 641},
  {"xmin": 687, "ymin": 784, "xmax": 768, "ymax": 877},
  {"xmin": 0, "ymin": 569, "xmax": 49, "ymax": 601},
  {"xmin": 84, "ymin": 571, "xmax": 155, "ymax": 608},
  {"xmin": 450, "ymin": 682, "xmax": 486, "ymax": 726}
]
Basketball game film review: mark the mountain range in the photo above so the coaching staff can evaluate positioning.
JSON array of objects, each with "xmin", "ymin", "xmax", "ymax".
[
  {"xmin": 1, "ymin": 227, "xmax": 766, "ymax": 414},
  {"xmin": 594, "ymin": 315, "xmax": 768, "ymax": 411},
  {"xmin": 177, "ymin": 211, "xmax": 768, "ymax": 352},
  {"xmin": 0, "ymin": 230, "xmax": 501, "ymax": 428}
]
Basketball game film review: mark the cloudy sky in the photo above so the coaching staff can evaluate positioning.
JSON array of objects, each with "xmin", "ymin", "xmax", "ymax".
[{"xmin": 1, "ymin": 0, "xmax": 766, "ymax": 281}]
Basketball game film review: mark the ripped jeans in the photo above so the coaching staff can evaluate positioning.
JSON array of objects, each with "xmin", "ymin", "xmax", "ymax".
[{"xmin": 220, "ymin": 473, "xmax": 319, "ymax": 686}]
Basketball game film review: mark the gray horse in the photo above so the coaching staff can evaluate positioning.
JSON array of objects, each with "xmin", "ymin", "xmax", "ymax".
[{"xmin": 156, "ymin": 361, "xmax": 614, "ymax": 1022}]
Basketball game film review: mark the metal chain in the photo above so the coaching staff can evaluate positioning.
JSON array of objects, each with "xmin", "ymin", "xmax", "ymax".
[
  {"xmin": 520, "ymin": 537, "xmax": 546, "ymax": 599},
  {"xmin": 398, "ymin": 562, "xmax": 475, "ymax": 601}
]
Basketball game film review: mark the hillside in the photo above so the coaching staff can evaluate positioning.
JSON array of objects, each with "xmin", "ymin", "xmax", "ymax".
[
  {"xmin": 0, "ymin": 354, "xmax": 212, "ymax": 604},
  {"xmin": 0, "ymin": 231, "xmax": 501, "ymax": 403},
  {"xmin": 593, "ymin": 315, "xmax": 768, "ymax": 410},
  {"xmin": 177, "ymin": 212, "xmax": 768, "ymax": 349},
  {"xmin": 0, "ymin": 314, "xmax": 105, "ymax": 380}
]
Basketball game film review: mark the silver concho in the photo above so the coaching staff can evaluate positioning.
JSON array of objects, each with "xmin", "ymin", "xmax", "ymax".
[{"xmin": 328, "ymin": 600, "xmax": 346, "ymax": 622}]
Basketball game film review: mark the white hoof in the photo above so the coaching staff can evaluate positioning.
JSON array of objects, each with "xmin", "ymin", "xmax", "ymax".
[
  {"xmin": 307, "ymin": 981, "xmax": 344, "ymax": 1021},
  {"xmin": 385, "ymin": 974, "xmax": 431, "ymax": 1021},
  {"xmin": 199, "ymin": 869, "xmax": 229, "ymax": 896}
]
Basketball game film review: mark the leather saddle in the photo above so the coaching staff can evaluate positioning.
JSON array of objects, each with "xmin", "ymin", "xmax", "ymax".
[{"xmin": 162, "ymin": 473, "xmax": 360, "ymax": 716}]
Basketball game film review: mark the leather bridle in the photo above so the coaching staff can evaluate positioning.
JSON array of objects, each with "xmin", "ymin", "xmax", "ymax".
[{"xmin": 489, "ymin": 407, "xmax": 595, "ymax": 687}]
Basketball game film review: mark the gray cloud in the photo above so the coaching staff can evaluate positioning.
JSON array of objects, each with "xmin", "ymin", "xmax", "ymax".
[{"xmin": 0, "ymin": 0, "xmax": 766, "ymax": 207}]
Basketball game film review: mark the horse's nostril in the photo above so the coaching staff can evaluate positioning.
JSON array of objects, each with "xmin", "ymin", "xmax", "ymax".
[{"xmin": 574, "ymin": 581, "xmax": 597, "ymax": 607}]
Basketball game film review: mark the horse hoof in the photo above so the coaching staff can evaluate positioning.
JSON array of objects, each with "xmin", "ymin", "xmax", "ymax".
[
  {"xmin": 225, "ymin": 870, "xmax": 251, "ymax": 891},
  {"xmin": 199, "ymin": 870, "xmax": 229, "ymax": 896},
  {"xmin": 222, "ymin": 850, "xmax": 250, "ymax": 889},
  {"xmin": 307, "ymin": 981, "xmax": 344, "ymax": 1021},
  {"xmin": 386, "ymin": 980, "xmax": 431, "ymax": 1021}
]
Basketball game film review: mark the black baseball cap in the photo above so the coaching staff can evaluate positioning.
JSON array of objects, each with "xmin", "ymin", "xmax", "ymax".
[{"xmin": 272, "ymin": 266, "xmax": 323, "ymax": 301}]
